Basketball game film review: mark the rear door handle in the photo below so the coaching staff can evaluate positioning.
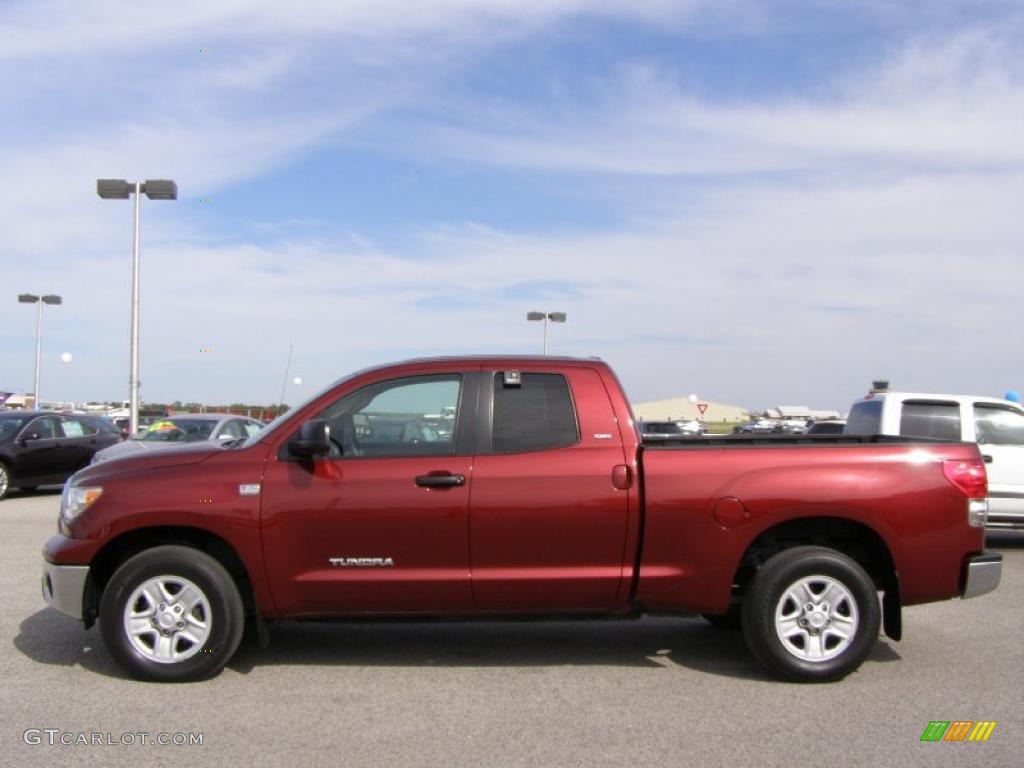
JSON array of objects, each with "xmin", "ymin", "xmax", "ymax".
[
  {"xmin": 982, "ymin": 454, "xmax": 993, "ymax": 464},
  {"xmin": 415, "ymin": 473, "xmax": 466, "ymax": 488}
]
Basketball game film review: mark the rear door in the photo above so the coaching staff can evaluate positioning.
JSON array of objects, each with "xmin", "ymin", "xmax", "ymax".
[
  {"xmin": 469, "ymin": 367, "xmax": 630, "ymax": 612},
  {"xmin": 971, "ymin": 403, "xmax": 1024, "ymax": 527},
  {"xmin": 58, "ymin": 416, "xmax": 106, "ymax": 473}
]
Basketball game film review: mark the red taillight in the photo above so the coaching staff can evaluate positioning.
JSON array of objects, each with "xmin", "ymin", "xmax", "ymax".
[{"xmin": 943, "ymin": 458, "xmax": 988, "ymax": 499}]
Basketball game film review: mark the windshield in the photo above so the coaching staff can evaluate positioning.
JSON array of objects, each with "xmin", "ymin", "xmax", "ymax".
[
  {"xmin": 0, "ymin": 415, "xmax": 30, "ymax": 441},
  {"xmin": 138, "ymin": 418, "xmax": 217, "ymax": 442},
  {"xmin": 239, "ymin": 372, "xmax": 360, "ymax": 449}
]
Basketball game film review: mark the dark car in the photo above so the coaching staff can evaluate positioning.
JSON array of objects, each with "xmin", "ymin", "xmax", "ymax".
[
  {"xmin": 806, "ymin": 419, "xmax": 847, "ymax": 435},
  {"xmin": 0, "ymin": 411, "xmax": 121, "ymax": 500}
]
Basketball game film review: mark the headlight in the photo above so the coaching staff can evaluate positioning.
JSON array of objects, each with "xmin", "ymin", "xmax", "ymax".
[{"xmin": 60, "ymin": 482, "xmax": 103, "ymax": 529}]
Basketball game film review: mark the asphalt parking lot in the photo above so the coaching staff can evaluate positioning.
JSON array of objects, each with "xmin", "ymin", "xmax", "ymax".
[{"xmin": 2, "ymin": 489, "xmax": 1021, "ymax": 768}]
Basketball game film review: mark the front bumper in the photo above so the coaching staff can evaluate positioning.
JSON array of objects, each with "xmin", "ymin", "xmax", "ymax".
[
  {"xmin": 961, "ymin": 552, "xmax": 1002, "ymax": 599},
  {"xmin": 41, "ymin": 561, "xmax": 90, "ymax": 620}
]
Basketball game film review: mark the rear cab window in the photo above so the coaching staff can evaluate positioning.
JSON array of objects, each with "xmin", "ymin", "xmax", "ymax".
[{"xmin": 899, "ymin": 400, "xmax": 961, "ymax": 441}]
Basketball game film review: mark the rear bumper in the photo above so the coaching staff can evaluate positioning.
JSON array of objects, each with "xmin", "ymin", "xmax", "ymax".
[
  {"xmin": 985, "ymin": 512, "xmax": 1024, "ymax": 530},
  {"xmin": 961, "ymin": 552, "xmax": 1002, "ymax": 599},
  {"xmin": 41, "ymin": 561, "xmax": 89, "ymax": 620},
  {"xmin": 986, "ymin": 495, "xmax": 1024, "ymax": 530}
]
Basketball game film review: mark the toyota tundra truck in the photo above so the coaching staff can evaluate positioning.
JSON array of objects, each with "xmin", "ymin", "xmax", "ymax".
[{"xmin": 42, "ymin": 356, "xmax": 1001, "ymax": 683}]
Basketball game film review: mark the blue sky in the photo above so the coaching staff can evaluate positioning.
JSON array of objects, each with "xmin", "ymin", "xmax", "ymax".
[{"xmin": 1, "ymin": 0, "xmax": 1022, "ymax": 411}]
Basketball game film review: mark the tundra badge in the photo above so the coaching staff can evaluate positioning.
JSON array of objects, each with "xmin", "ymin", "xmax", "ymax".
[{"xmin": 330, "ymin": 557, "xmax": 395, "ymax": 567}]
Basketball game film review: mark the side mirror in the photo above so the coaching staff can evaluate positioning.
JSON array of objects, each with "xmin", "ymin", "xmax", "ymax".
[
  {"xmin": 289, "ymin": 419, "xmax": 331, "ymax": 458},
  {"xmin": 20, "ymin": 431, "xmax": 42, "ymax": 444}
]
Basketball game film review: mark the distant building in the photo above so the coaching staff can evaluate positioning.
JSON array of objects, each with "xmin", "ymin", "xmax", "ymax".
[
  {"xmin": 633, "ymin": 397, "xmax": 750, "ymax": 423},
  {"xmin": 0, "ymin": 393, "xmax": 34, "ymax": 409}
]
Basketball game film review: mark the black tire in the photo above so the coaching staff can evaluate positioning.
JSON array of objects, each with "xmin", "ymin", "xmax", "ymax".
[
  {"xmin": 0, "ymin": 462, "xmax": 10, "ymax": 500},
  {"xmin": 99, "ymin": 546, "xmax": 244, "ymax": 682},
  {"xmin": 741, "ymin": 546, "xmax": 880, "ymax": 682}
]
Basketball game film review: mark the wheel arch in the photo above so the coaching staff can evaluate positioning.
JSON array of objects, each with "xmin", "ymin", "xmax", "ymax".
[
  {"xmin": 85, "ymin": 526, "xmax": 258, "ymax": 629},
  {"xmin": 732, "ymin": 516, "xmax": 902, "ymax": 640}
]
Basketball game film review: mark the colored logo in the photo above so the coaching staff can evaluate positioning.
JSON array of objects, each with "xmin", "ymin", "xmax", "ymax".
[{"xmin": 920, "ymin": 721, "xmax": 997, "ymax": 742}]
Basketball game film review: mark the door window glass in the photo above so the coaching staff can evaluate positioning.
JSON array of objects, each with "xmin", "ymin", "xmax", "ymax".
[
  {"xmin": 61, "ymin": 418, "xmax": 96, "ymax": 437},
  {"xmin": 974, "ymin": 405, "xmax": 1024, "ymax": 446},
  {"xmin": 321, "ymin": 375, "xmax": 461, "ymax": 457},
  {"xmin": 899, "ymin": 401, "xmax": 961, "ymax": 441},
  {"xmin": 218, "ymin": 420, "xmax": 247, "ymax": 439},
  {"xmin": 25, "ymin": 416, "xmax": 62, "ymax": 439},
  {"xmin": 492, "ymin": 372, "xmax": 579, "ymax": 453}
]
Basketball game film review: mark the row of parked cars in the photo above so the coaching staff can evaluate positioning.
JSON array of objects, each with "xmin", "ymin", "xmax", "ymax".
[
  {"xmin": 0, "ymin": 410, "xmax": 264, "ymax": 500},
  {"xmin": 639, "ymin": 418, "xmax": 847, "ymax": 439},
  {"xmin": 733, "ymin": 418, "xmax": 847, "ymax": 435}
]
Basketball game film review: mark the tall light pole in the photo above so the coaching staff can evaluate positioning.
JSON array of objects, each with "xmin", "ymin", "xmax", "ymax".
[
  {"xmin": 97, "ymin": 179, "xmax": 178, "ymax": 434},
  {"xmin": 17, "ymin": 293, "xmax": 62, "ymax": 409},
  {"xmin": 526, "ymin": 311, "xmax": 566, "ymax": 355}
]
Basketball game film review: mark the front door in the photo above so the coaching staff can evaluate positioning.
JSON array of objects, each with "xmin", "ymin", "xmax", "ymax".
[
  {"xmin": 260, "ymin": 373, "xmax": 477, "ymax": 617},
  {"xmin": 15, "ymin": 415, "xmax": 68, "ymax": 483},
  {"xmin": 973, "ymin": 402, "xmax": 1024, "ymax": 526}
]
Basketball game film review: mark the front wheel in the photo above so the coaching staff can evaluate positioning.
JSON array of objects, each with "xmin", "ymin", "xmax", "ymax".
[
  {"xmin": 741, "ymin": 546, "xmax": 880, "ymax": 682},
  {"xmin": 99, "ymin": 546, "xmax": 244, "ymax": 682},
  {"xmin": 0, "ymin": 462, "xmax": 10, "ymax": 500}
]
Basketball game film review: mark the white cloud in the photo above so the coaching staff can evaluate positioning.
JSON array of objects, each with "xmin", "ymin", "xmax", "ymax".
[{"xmin": 414, "ymin": 25, "xmax": 1024, "ymax": 175}]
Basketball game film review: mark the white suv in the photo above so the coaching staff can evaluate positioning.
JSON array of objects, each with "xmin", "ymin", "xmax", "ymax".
[{"xmin": 845, "ymin": 390, "xmax": 1024, "ymax": 530}]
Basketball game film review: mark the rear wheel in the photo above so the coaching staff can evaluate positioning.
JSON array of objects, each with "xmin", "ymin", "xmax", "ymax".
[
  {"xmin": 741, "ymin": 546, "xmax": 880, "ymax": 682},
  {"xmin": 0, "ymin": 462, "xmax": 10, "ymax": 500},
  {"xmin": 99, "ymin": 546, "xmax": 244, "ymax": 682}
]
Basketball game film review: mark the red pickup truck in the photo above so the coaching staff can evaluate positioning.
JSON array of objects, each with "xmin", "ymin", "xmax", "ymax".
[{"xmin": 42, "ymin": 356, "xmax": 1001, "ymax": 683}]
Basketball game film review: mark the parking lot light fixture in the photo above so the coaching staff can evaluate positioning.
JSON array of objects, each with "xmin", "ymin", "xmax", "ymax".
[
  {"xmin": 526, "ymin": 311, "xmax": 567, "ymax": 355},
  {"xmin": 97, "ymin": 178, "xmax": 178, "ymax": 434},
  {"xmin": 17, "ymin": 293, "xmax": 62, "ymax": 408}
]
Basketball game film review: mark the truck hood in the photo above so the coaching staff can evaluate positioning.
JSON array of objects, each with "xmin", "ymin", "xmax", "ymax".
[
  {"xmin": 73, "ymin": 442, "xmax": 222, "ymax": 484},
  {"xmin": 91, "ymin": 438, "xmax": 223, "ymax": 463}
]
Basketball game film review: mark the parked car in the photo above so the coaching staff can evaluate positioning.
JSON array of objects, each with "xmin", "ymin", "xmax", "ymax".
[
  {"xmin": 674, "ymin": 419, "xmax": 706, "ymax": 436},
  {"xmin": 638, "ymin": 420, "xmax": 697, "ymax": 440},
  {"xmin": 91, "ymin": 413, "xmax": 264, "ymax": 464},
  {"xmin": 0, "ymin": 411, "xmax": 121, "ymax": 500},
  {"xmin": 735, "ymin": 419, "xmax": 778, "ymax": 434},
  {"xmin": 775, "ymin": 419, "xmax": 808, "ymax": 434},
  {"xmin": 845, "ymin": 389, "xmax": 1024, "ymax": 530},
  {"xmin": 807, "ymin": 420, "xmax": 847, "ymax": 435},
  {"xmin": 44, "ymin": 356, "xmax": 999, "ymax": 683}
]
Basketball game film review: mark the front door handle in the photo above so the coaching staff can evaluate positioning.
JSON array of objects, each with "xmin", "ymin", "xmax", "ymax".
[
  {"xmin": 415, "ymin": 473, "xmax": 466, "ymax": 488},
  {"xmin": 982, "ymin": 454, "xmax": 993, "ymax": 464}
]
